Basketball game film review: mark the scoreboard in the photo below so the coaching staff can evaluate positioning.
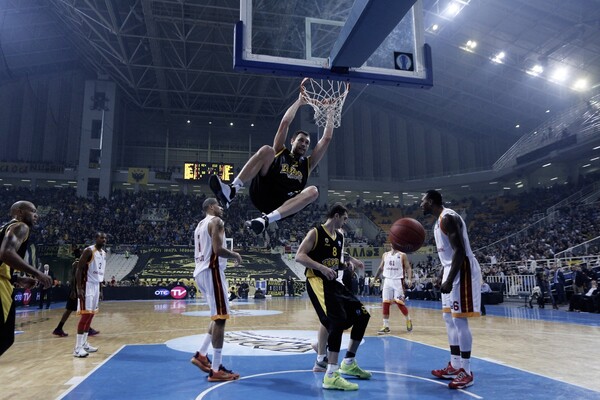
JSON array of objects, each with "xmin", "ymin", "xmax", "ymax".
[{"xmin": 183, "ymin": 162, "xmax": 234, "ymax": 183}]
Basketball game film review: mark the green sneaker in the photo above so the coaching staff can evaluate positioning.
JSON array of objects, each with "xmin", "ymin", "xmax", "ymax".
[
  {"xmin": 322, "ymin": 371, "xmax": 359, "ymax": 391},
  {"xmin": 339, "ymin": 359, "xmax": 372, "ymax": 379},
  {"xmin": 406, "ymin": 320, "xmax": 413, "ymax": 332}
]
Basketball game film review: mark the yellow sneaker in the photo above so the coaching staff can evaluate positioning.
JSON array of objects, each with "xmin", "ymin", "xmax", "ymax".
[
  {"xmin": 322, "ymin": 372, "xmax": 359, "ymax": 390},
  {"xmin": 377, "ymin": 326, "xmax": 390, "ymax": 335},
  {"xmin": 339, "ymin": 359, "xmax": 372, "ymax": 379},
  {"xmin": 406, "ymin": 320, "xmax": 413, "ymax": 332}
]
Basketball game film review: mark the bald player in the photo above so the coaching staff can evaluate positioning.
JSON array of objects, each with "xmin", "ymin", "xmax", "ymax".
[{"xmin": 1, "ymin": 201, "xmax": 52, "ymax": 357}]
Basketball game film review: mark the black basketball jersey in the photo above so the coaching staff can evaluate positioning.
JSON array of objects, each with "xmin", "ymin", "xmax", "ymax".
[
  {"xmin": 305, "ymin": 225, "xmax": 344, "ymax": 280},
  {"xmin": 0, "ymin": 220, "xmax": 29, "ymax": 281},
  {"xmin": 264, "ymin": 147, "xmax": 310, "ymax": 196}
]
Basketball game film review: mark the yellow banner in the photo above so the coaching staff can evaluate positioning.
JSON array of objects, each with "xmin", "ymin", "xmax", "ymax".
[{"xmin": 128, "ymin": 168, "xmax": 149, "ymax": 185}]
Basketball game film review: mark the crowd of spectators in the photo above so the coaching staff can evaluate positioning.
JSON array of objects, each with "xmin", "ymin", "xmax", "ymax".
[{"xmin": 1, "ymin": 171, "xmax": 599, "ymax": 287}]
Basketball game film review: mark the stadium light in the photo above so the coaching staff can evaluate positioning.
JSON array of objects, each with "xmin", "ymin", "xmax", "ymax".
[
  {"xmin": 573, "ymin": 78, "xmax": 588, "ymax": 91},
  {"xmin": 526, "ymin": 65, "xmax": 544, "ymax": 76},
  {"xmin": 491, "ymin": 51, "xmax": 505, "ymax": 64},
  {"xmin": 551, "ymin": 67, "xmax": 568, "ymax": 82}
]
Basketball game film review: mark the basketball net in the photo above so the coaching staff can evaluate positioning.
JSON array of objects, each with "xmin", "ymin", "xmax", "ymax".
[{"xmin": 300, "ymin": 78, "xmax": 350, "ymax": 128}]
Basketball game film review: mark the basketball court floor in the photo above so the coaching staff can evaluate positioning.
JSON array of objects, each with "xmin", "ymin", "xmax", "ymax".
[{"xmin": 2, "ymin": 296, "xmax": 599, "ymax": 399}]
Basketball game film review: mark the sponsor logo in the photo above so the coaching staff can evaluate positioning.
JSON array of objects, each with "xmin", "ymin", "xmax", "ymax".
[
  {"xmin": 14, "ymin": 292, "xmax": 23, "ymax": 301},
  {"xmin": 170, "ymin": 286, "xmax": 187, "ymax": 299},
  {"xmin": 155, "ymin": 288, "xmax": 170, "ymax": 297},
  {"xmin": 23, "ymin": 289, "xmax": 31, "ymax": 305},
  {"xmin": 165, "ymin": 330, "xmax": 356, "ymax": 356}
]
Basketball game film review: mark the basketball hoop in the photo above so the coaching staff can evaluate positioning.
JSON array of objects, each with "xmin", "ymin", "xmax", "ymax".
[{"xmin": 300, "ymin": 78, "xmax": 350, "ymax": 128}]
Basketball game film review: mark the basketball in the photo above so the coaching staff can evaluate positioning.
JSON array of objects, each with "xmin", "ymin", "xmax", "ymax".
[{"xmin": 388, "ymin": 218, "xmax": 426, "ymax": 253}]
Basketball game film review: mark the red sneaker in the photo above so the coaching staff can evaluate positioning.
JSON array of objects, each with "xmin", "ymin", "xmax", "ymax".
[
  {"xmin": 208, "ymin": 365, "xmax": 240, "ymax": 382},
  {"xmin": 190, "ymin": 352, "xmax": 212, "ymax": 373},
  {"xmin": 448, "ymin": 369, "xmax": 474, "ymax": 389},
  {"xmin": 431, "ymin": 362, "xmax": 460, "ymax": 379}
]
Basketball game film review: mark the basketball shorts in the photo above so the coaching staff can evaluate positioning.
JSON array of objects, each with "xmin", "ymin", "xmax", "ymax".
[
  {"xmin": 249, "ymin": 174, "xmax": 300, "ymax": 214},
  {"xmin": 78, "ymin": 282, "xmax": 100, "ymax": 315},
  {"xmin": 382, "ymin": 278, "xmax": 406, "ymax": 304},
  {"xmin": 306, "ymin": 277, "xmax": 369, "ymax": 331},
  {"xmin": 195, "ymin": 267, "xmax": 230, "ymax": 320},
  {"xmin": 0, "ymin": 294, "xmax": 16, "ymax": 356},
  {"xmin": 441, "ymin": 257, "xmax": 481, "ymax": 317}
]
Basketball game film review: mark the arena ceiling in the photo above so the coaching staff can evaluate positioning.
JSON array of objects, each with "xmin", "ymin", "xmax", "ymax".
[{"xmin": 1, "ymin": 0, "xmax": 600, "ymax": 142}]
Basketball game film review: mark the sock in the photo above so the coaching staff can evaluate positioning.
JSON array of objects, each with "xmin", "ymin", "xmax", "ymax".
[
  {"xmin": 212, "ymin": 348, "xmax": 223, "ymax": 372},
  {"xmin": 76, "ymin": 334, "xmax": 85, "ymax": 349},
  {"xmin": 82, "ymin": 332, "xmax": 89, "ymax": 345},
  {"xmin": 326, "ymin": 363, "xmax": 339, "ymax": 377},
  {"xmin": 461, "ymin": 358, "xmax": 471, "ymax": 374},
  {"xmin": 199, "ymin": 333, "xmax": 212, "ymax": 355},
  {"xmin": 232, "ymin": 178, "xmax": 243, "ymax": 190},
  {"xmin": 383, "ymin": 318, "xmax": 389, "ymax": 328},
  {"xmin": 451, "ymin": 355, "xmax": 461, "ymax": 369},
  {"xmin": 317, "ymin": 354, "xmax": 326, "ymax": 362},
  {"xmin": 343, "ymin": 357, "xmax": 354, "ymax": 365},
  {"xmin": 265, "ymin": 210, "xmax": 281, "ymax": 224}
]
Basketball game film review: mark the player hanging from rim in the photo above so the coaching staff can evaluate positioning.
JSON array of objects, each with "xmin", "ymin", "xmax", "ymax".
[
  {"xmin": 209, "ymin": 79, "xmax": 340, "ymax": 235},
  {"xmin": 373, "ymin": 247, "xmax": 413, "ymax": 334}
]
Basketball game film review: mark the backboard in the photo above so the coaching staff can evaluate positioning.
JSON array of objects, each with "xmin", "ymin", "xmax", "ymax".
[{"xmin": 234, "ymin": 0, "xmax": 432, "ymax": 88}]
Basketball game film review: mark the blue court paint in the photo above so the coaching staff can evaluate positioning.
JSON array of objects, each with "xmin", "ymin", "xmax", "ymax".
[
  {"xmin": 59, "ymin": 335, "xmax": 600, "ymax": 400},
  {"xmin": 363, "ymin": 299, "xmax": 600, "ymax": 327}
]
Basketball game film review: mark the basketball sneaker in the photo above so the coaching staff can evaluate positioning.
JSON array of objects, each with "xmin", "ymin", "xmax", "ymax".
[
  {"xmin": 190, "ymin": 351, "xmax": 212, "ymax": 373},
  {"xmin": 377, "ymin": 326, "xmax": 390, "ymax": 335},
  {"xmin": 339, "ymin": 359, "xmax": 372, "ymax": 379},
  {"xmin": 52, "ymin": 329, "xmax": 68, "ymax": 337},
  {"xmin": 406, "ymin": 320, "xmax": 413, "ymax": 332},
  {"xmin": 208, "ymin": 365, "xmax": 240, "ymax": 382},
  {"xmin": 73, "ymin": 347, "xmax": 89, "ymax": 358},
  {"xmin": 246, "ymin": 214, "xmax": 268, "ymax": 235},
  {"xmin": 322, "ymin": 372, "xmax": 359, "ymax": 391},
  {"xmin": 448, "ymin": 369, "xmax": 474, "ymax": 389},
  {"xmin": 431, "ymin": 362, "xmax": 460, "ymax": 379},
  {"xmin": 83, "ymin": 342, "xmax": 98, "ymax": 353},
  {"xmin": 209, "ymin": 175, "xmax": 235, "ymax": 209},
  {"xmin": 313, "ymin": 357, "xmax": 329, "ymax": 372},
  {"xmin": 88, "ymin": 328, "xmax": 100, "ymax": 336}
]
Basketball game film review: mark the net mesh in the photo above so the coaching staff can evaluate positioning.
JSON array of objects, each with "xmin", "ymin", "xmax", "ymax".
[{"xmin": 300, "ymin": 79, "xmax": 350, "ymax": 128}]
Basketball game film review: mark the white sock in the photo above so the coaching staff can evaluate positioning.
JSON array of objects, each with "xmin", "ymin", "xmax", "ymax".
[
  {"xmin": 82, "ymin": 332, "xmax": 89, "ymax": 345},
  {"xmin": 451, "ymin": 355, "xmax": 461, "ymax": 369},
  {"xmin": 76, "ymin": 334, "xmax": 85, "ymax": 349},
  {"xmin": 199, "ymin": 333, "xmax": 212, "ymax": 355},
  {"xmin": 265, "ymin": 210, "xmax": 281, "ymax": 224},
  {"xmin": 232, "ymin": 178, "xmax": 243, "ymax": 190},
  {"xmin": 461, "ymin": 358, "xmax": 471, "ymax": 374},
  {"xmin": 383, "ymin": 318, "xmax": 389, "ymax": 327},
  {"xmin": 212, "ymin": 348, "xmax": 223, "ymax": 372},
  {"xmin": 342, "ymin": 357, "xmax": 354, "ymax": 365},
  {"xmin": 326, "ymin": 363, "xmax": 339, "ymax": 377},
  {"xmin": 317, "ymin": 354, "xmax": 326, "ymax": 362}
]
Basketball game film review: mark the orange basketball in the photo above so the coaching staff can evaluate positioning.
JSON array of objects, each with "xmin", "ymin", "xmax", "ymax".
[{"xmin": 388, "ymin": 218, "xmax": 426, "ymax": 253}]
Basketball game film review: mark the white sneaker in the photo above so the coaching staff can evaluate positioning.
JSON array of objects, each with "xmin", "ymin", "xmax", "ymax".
[
  {"xmin": 73, "ymin": 347, "xmax": 89, "ymax": 358},
  {"xmin": 83, "ymin": 342, "xmax": 98, "ymax": 352}
]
